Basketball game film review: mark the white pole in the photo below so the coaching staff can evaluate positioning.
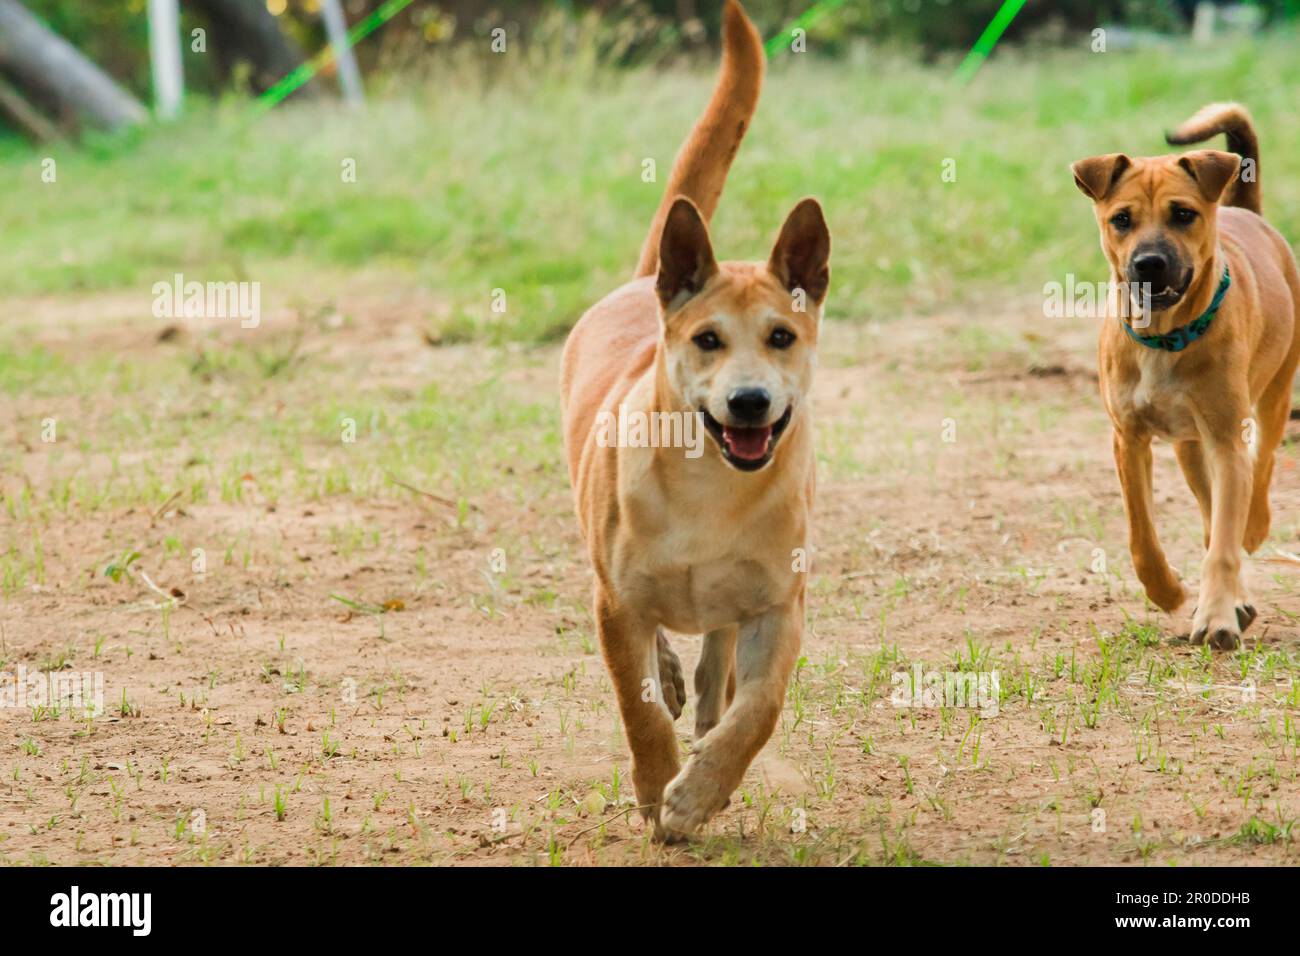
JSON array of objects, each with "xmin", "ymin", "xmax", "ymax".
[
  {"xmin": 320, "ymin": 0, "xmax": 364, "ymax": 106},
  {"xmin": 147, "ymin": 0, "xmax": 182, "ymax": 119},
  {"xmin": 1192, "ymin": 2, "xmax": 1216, "ymax": 46}
]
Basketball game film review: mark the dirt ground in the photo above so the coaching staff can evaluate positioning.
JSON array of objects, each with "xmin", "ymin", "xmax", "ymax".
[{"xmin": 2, "ymin": 285, "xmax": 1299, "ymax": 866}]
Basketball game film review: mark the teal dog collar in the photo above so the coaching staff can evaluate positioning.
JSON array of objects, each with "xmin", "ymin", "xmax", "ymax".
[{"xmin": 1123, "ymin": 265, "xmax": 1231, "ymax": 352}]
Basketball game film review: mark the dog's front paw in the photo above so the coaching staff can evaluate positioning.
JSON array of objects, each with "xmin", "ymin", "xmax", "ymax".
[
  {"xmin": 1190, "ymin": 625, "xmax": 1240, "ymax": 651},
  {"xmin": 1243, "ymin": 525, "xmax": 1269, "ymax": 555},
  {"xmin": 656, "ymin": 628, "xmax": 685, "ymax": 721},
  {"xmin": 1140, "ymin": 570, "xmax": 1186, "ymax": 614},
  {"xmin": 1190, "ymin": 599, "xmax": 1241, "ymax": 651},
  {"xmin": 1191, "ymin": 602, "xmax": 1256, "ymax": 635},
  {"xmin": 658, "ymin": 758, "xmax": 729, "ymax": 842}
]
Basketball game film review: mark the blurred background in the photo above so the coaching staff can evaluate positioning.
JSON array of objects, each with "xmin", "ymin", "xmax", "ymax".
[
  {"xmin": 5, "ymin": 2, "xmax": 1299, "ymax": 117},
  {"xmin": 7, "ymin": 0, "xmax": 1300, "ymax": 92},
  {"xmin": 2, "ymin": 0, "xmax": 1298, "ymax": 342}
]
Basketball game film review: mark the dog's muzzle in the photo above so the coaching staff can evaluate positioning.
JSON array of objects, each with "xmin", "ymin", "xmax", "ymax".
[
  {"xmin": 1127, "ymin": 248, "xmax": 1191, "ymax": 311},
  {"xmin": 701, "ymin": 405, "xmax": 793, "ymax": 472}
]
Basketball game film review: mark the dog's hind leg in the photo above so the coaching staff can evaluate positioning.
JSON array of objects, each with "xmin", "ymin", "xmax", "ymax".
[
  {"xmin": 595, "ymin": 589, "xmax": 681, "ymax": 829},
  {"xmin": 660, "ymin": 600, "xmax": 801, "ymax": 840},
  {"xmin": 656, "ymin": 628, "xmax": 686, "ymax": 721},
  {"xmin": 693, "ymin": 624, "xmax": 737, "ymax": 740},
  {"xmin": 1245, "ymin": 349, "xmax": 1299, "ymax": 554},
  {"xmin": 1175, "ymin": 440, "xmax": 1213, "ymax": 549},
  {"xmin": 1114, "ymin": 431, "xmax": 1186, "ymax": 613}
]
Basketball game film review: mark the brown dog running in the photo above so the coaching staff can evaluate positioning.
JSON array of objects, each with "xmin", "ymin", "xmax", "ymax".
[
  {"xmin": 560, "ymin": 0, "xmax": 830, "ymax": 840},
  {"xmin": 1071, "ymin": 103, "xmax": 1300, "ymax": 649}
]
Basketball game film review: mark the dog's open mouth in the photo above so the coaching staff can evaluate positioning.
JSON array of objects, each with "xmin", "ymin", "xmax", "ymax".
[
  {"xmin": 701, "ymin": 406, "xmax": 793, "ymax": 472},
  {"xmin": 1129, "ymin": 274, "xmax": 1191, "ymax": 314}
]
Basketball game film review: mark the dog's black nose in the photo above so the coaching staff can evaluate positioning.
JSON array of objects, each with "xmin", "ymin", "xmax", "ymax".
[
  {"xmin": 727, "ymin": 387, "xmax": 771, "ymax": 422},
  {"xmin": 1130, "ymin": 252, "xmax": 1168, "ymax": 281}
]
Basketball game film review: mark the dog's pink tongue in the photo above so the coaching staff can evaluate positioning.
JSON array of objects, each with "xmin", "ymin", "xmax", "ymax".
[{"xmin": 723, "ymin": 425, "xmax": 772, "ymax": 461}]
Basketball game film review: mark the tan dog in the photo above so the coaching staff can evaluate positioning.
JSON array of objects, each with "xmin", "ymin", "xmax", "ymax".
[
  {"xmin": 560, "ymin": 0, "xmax": 830, "ymax": 840},
  {"xmin": 1072, "ymin": 104, "xmax": 1300, "ymax": 649}
]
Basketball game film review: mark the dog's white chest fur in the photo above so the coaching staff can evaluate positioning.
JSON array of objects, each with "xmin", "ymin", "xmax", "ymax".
[
  {"xmin": 1117, "ymin": 351, "xmax": 1201, "ymax": 441},
  {"xmin": 615, "ymin": 472, "xmax": 804, "ymax": 634},
  {"xmin": 641, "ymin": 538, "xmax": 787, "ymax": 633}
]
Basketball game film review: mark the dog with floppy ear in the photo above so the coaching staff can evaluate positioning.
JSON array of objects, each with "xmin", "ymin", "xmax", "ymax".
[
  {"xmin": 560, "ymin": 0, "xmax": 830, "ymax": 840},
  {"xmin": 1070, "ymin": 103, "xmax": 1300, "ymax": 649}
]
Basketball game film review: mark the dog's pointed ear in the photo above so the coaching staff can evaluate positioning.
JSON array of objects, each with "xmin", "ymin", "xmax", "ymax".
[
  {"xmin": 656, "ymin": 198, "xmax": 718, "ymax": 311},
  {"xmin": 768, "ymin": 197, "xmax": 831, "ymax": 306},
  {"xmin": 1176, "ymin": 149, "xmax": 1241, "ymax": 204},
  {"xmin": 1071, "ymin": 153, "xmax": 1131, "ymax": 201}
]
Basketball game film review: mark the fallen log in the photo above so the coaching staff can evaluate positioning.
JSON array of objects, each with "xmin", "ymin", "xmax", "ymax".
[{"xmin": 0, "ymin": 0, "xmax": 147, "ymax": 131}]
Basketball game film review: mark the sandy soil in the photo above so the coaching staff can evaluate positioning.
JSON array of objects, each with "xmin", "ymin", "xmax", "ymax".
[{"xmin": 2, "ymin": 288, "xmax": 1298, "ymax": 866}]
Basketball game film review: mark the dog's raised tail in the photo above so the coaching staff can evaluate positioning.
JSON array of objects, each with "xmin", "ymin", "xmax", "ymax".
[
  {"xmin": 634, "ymin": 0, "xmax": 764, "ymax": 278},
  {"xmin": 1166, "ymin": 102, "xmax": 1261, "ymax": 214}
]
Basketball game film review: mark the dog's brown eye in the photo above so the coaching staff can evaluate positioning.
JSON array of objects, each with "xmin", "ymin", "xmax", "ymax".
[
  {"xmin": 768, "ymin": 328, "xmax": 795, "ymax": 350},
  {"xmin": 1110, "ymin": 211, "xmax": 1131, "ymax": 230},
  {"xmin": 693, "ymin": 331, "xmax": 722, "ymax": 351},
  {"xmin": 1172, "ymin": 206, "xmax": 1197, "ymax": 225}
]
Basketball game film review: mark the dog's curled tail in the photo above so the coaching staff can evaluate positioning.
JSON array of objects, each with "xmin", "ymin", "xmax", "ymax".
[
  {"xmin": 634, "ymin": 0, "xmax": 764, "ymax": 278},
  {"xmin": 1166, "ymin": 102, "xmax": 1261, "ymax": 214}
]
